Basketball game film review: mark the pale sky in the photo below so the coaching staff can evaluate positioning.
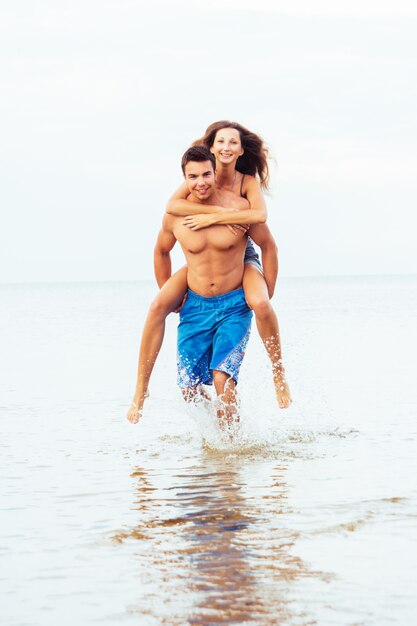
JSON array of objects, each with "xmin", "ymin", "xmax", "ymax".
[{"xmin": 1, "ymin": 0, "xmax": 416, "ymax": 282}]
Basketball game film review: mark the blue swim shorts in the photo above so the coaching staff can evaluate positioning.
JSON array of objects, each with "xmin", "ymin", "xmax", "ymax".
[
  {"xmin": 177, "ymin": 288, "xmax": 253, "ymax": 389},
  {"xmin": 244, "ymin": 237, "xmax": 263, "ymax": 273}
]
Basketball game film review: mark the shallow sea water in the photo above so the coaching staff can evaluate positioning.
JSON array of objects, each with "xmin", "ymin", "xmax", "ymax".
[{"xmin": 1, "ymin": 276, "xmax": 416, "ymax": 625}]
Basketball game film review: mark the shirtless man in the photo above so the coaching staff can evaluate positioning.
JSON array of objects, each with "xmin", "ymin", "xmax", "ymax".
[
  {"xmin": 127, "ymin": 145, "xmax": 279, "ymax": 425},
  {"xmin": 158, "ymin": 146, "xmax": 254, "ymax": 425}
]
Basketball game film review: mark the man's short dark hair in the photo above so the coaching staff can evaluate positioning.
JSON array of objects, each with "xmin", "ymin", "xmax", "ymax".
[{"xmin": 181, "ymin": 145, "xmax": 216, "ymax": 175}]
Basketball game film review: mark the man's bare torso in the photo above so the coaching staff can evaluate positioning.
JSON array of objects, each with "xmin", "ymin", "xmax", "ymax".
[{"xmin": 169, "ymin": 189, "xmax": 250, "ymax": 297}]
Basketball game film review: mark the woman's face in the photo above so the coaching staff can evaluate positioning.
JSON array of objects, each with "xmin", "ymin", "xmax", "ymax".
[{"xmin": 210, "ymin": 128, "xmax": 243, "ymax": 166}]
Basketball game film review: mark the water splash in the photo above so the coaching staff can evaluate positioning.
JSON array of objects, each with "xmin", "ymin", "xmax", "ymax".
[{"xmin": 174, "ymin": 389, "xmax": 357, "ymax": 459}]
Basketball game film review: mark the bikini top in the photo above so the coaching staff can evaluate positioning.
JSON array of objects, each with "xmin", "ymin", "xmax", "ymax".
[{"xmin": 240, "ymin": 174, "xmax": 245, "ymax": 198}]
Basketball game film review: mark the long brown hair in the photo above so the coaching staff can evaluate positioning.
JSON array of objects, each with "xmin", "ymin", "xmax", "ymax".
[{"xmin": 194, "ymin": 120, "xmax": 270, "ymax": 190}]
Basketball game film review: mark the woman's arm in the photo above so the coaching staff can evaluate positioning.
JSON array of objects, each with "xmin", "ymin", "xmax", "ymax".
[
  {"xmin": 208, "ymin": 177, "xmax": 267, "ymax": 225},
  {"xmin": 166, "ymin": 182, "xmax": 223, "ymax": 216},
  {"xmin": 166, "ymin": 182, "xmax": 247, "ymax": 235},
  {"xmin": 182, "ymin": 177, "xmax": 267, "ymax": 229}
]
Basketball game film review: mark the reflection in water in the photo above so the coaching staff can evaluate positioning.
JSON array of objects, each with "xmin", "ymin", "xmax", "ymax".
[
  {"xmin": 113, "ymin": 456, "xmax": 328, "ymax": 625},
  {"xmin": 113, "ymin": 467, "xmax": 156, "ymax": 543},
  {"xmin": 175, "ymin": 466, "xmax": 260, "ymax": 625}
]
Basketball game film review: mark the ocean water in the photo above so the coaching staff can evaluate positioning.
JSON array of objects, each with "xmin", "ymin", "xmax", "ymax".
[{"xmin": 1, "ymin": 275, "xmax": 416, "ymax": 625}]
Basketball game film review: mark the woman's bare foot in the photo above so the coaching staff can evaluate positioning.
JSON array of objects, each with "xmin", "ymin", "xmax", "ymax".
[
  {"xmin": 273, "ymin": 371, "xmax": 292, "ymax": 409},
  {"xmin": 126, "ymin": 389, "xmax": 149, "ymax": 424},
  {"xmin": 271, "ymin": 360, "xmax": 292, "ymax": 409}
]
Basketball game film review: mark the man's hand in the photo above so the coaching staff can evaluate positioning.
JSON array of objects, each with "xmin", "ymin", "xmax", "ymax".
[{"xmin": 174, "ymin": 292, "xmax": 188, "ymax": 313}]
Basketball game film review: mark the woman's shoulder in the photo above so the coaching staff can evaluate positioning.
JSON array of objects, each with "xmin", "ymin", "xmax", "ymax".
[
  {"xmin": 240, "ymin": 173, "xmax": 261, "ymax": 193},
  {"xmin": 240, "ymin": 172, "xmax": 259, "ymax": 185}
]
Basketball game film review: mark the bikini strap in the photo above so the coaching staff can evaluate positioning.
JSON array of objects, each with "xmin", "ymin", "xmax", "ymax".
[{"xmin": 240, "ymin": 174, "xmax": 245, "ymax": 197}]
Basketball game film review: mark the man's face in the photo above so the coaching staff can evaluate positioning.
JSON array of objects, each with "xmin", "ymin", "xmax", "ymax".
[{"xmin": 184, "ymin": 160, "xmax": 215, "ymax": 201}]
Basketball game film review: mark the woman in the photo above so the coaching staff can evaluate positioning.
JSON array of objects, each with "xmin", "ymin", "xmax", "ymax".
[{"xmin": 127, "ymin": 121, "xmax": 291, "ymax": 424}]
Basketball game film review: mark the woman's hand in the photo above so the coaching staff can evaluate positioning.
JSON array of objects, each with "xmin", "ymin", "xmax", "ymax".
[
  {"xmin": 183, "ymin": 213, "xmax": 250, "ymax": 234},
  {"xmin": 182, "ymin": 214, "xmax": 216, "ymax": 230}
]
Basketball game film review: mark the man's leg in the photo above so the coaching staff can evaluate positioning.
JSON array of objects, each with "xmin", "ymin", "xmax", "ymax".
[
  {"xmin": 181, "ymin": 385, "xmax": 211, "ymax": 403},
  {"xmin": 127, "ymin": 267, "xmax": 188, "ymax": 423},
  {"xmin": 243, "ymin": 265, "xmax": 292, "ymax": 409},
  {"xmin": 176, "ymin": 291, "xmax": 217, "ymax": 412},
  {"xmin": 209, "ymin": 289, "xmax": 252, "ymax": 429},
  {"xmin": 213, "ymin": 370, "xmax": 239, "ymax": 428}
]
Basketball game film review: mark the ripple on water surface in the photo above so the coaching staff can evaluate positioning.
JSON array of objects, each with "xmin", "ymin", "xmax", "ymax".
[{"xmin": 2, "ymin": 276, "xmax": 417, "ymax": 625}]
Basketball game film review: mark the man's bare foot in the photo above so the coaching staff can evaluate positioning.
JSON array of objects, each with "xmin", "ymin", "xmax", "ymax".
[
  {"xmin": 216, "ymin": 398, "xmax": 240, "ymax": 432},
  {"xmin": 218, "ymin": 415, "xmax": 240, "ymax": 444},
  {"xmin": 274, "ymin": 373, "xmax": 292, "ymax": 409},
  {"xmin": 126, "ymin": 390, "xmax": 149, "ymax": 424},
  {"xmin": 218, "ymin": 415, "xmax": 236, "ymax": 431}
]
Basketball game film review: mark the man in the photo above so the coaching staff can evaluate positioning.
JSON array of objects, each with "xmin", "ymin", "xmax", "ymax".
[
  {"xmin": 127, "ymin": 145, "xmax": 279, "ymax": 426},
  {"xmin": 155, "ymin": 146, "xmax": 263, "ymax": 426}
]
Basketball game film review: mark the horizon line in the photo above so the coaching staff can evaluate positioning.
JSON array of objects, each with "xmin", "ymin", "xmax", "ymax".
[{"xmin": 1, "ymin": 272, "xmax": 416, "ymax": 287}]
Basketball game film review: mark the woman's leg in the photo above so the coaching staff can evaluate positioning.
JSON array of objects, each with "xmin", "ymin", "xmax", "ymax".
[
  {"xmin": 243, "ymin": 265, "xmax": 292, "ymax": 409},
  {"xmin": 127, "ymin": 266, "xmax": 188, "ymax": 423}
]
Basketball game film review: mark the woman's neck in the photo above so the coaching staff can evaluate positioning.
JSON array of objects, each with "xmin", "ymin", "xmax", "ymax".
[{"xmin": 215, "ymin": 162, "xmax": 237, "ymax": 189}]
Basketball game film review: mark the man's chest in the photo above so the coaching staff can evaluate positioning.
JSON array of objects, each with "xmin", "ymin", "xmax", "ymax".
[{"xmin": 173, "ymin": 222, "xmax": 246, "ymax": 255}]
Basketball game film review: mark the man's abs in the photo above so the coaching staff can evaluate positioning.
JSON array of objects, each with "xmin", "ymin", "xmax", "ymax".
[
  {"xmin": 174, "ymin": 223, "xmax": 247, "ymax": 297},
  {"xmin": 187, "ymin": 256, "xmax": 245, "ymax": 296}
]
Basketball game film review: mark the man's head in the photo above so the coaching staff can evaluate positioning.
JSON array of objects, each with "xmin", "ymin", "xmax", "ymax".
[{"xmin": 181, "ymin": 146, "xmax": 216, "ymax": 201}]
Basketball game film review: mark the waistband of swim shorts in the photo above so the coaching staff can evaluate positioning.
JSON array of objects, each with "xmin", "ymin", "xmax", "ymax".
[{"xmin": 187, "ymin": 287, "xmax": 245, "ymax": 303}]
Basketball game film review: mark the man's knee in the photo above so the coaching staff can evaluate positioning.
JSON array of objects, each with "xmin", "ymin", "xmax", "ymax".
[
  {"xmin": 213, "ymin": 370, "xmax": 228, "ymax": 384},
  {"xmin": 213, "ymin": 370, "xmax": 234, "ymax": 395}
]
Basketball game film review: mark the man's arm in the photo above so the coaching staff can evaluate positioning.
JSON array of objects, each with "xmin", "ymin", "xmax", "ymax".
[
  {"xmin": 248, "ymin": 223, "xmax": 278, "ymax": 299},
  {"xmin": 153, "ymin": 214, "xmax": 177, "ymax": 289}
]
